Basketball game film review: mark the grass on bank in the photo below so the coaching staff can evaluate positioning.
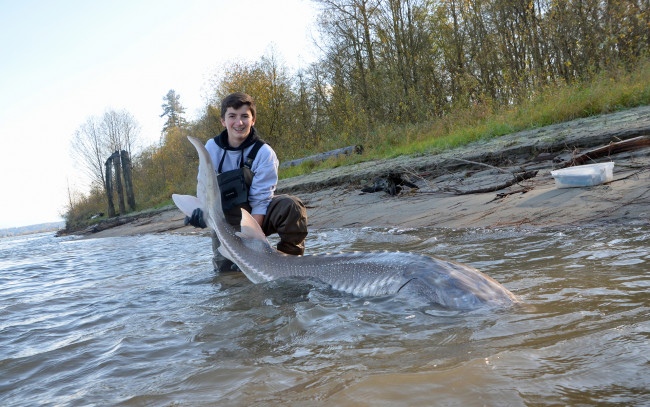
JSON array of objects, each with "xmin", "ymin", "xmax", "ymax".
[
  {"xmin": 65, "ymin": 61, "xmax": 649, "ymax": 231},
  {"xmin": 280, "ymin": 61, "xmax": 650, "ymax": 179}
]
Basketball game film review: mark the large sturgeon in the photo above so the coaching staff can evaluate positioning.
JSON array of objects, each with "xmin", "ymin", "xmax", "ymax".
[{"xmin": 173, "ymin": 136, "xmax": 519, "ymax": 309}]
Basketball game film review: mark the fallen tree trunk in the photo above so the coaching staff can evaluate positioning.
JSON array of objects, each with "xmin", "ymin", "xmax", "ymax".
[
  {"xmin": 451, "ymin": 170, "xmax": 539, "ymax": 195},
  {"xmin": 566, "ymin": 136, "xmax": 650, "ymax": 167},
  {"xmin": 280, "ymin": 145, "xmax": 364, "ymax": 169}
]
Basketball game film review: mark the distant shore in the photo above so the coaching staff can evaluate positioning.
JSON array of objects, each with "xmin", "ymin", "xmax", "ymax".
[
  {"xmin": 2, "ymin": 222, "xmax": 65, "ymax": 238},
  {"xmin": 69, "ymin": 106, "xmax": 650, "ymax": 241}
]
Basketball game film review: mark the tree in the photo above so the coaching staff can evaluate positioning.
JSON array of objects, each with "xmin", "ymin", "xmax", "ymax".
[
  {"xmin": 310, "ymin": 0, "xmax": 650, "ymax": 124},
  {"xmin": 161, "ymin": 89, "xmax": 187, "ymax": 134},
  {"xmin": 103, "ymin": 109, "xmax": 139, "ymax": 159},
  {"xmin": 70, "ymin": 109, "xmax": 140, "ymax": 216},
  {"xmin": 71, "ymin": 116, "xmax": 106, "ymax": 190},
  {"xmin": 209, "ymin": 49, "xmax": 298, "ymax": 152},
  {"xmin": 100, "ymin": 109, "xmax": 139, "ymax": 214}
]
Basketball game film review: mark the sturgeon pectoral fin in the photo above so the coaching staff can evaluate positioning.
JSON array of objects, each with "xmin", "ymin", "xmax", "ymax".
[
  {"xmin": 217, "ymin": 245, "xmax": 234, "ymax": 261},
  {"xmin": 172, "ymin": 194, "xmax": 203, "ymax": 217}
]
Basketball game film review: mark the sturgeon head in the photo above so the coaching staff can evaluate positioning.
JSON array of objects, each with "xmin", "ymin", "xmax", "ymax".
[{"xmin": 173, "ymin": 136, "xmax": 519, "ymax": 310}]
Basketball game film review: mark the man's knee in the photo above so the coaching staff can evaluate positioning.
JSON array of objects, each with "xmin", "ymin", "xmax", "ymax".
[
  {"xmin": 265, "ymin": 195, "xmax": 308, "ymax": 255},
  {"xmin": 266, "ymin": 195, "xmax": 307, "ymax": 230}
]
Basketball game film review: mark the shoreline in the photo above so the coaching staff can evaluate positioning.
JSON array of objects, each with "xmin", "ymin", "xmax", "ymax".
[{"xmin": 70, "ymin": 106, "xmax": 650, "ymax": 240}]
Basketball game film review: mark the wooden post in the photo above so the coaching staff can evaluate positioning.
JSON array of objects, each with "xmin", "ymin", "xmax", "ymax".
[
  {"xmin": 120, "ymin": 150, "xmax": 136, "ymax": 211},
  {"xmin": 112, "ymin": 151, "xmax": 126, "ymax": 215},
  {"xmin": 104, "ymin": 157, "xmax": 116, "ymax": 217}
]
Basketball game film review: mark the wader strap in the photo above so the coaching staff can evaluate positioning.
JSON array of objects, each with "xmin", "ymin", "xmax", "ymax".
[
  {"xmin": 217, "ymin": 150, "xmax": 228, "ymax": 174},
  {"xmin": 218, "ymin": 140, "xmax": 266, "ymax": 173},
  {"xmin": 244, "ymin": 140, "xmax": 265, "ymax": 169}
]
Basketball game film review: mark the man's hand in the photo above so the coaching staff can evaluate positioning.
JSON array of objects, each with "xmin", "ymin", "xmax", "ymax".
[{"xmin": 185, "ymin": 208, "xmax": 207, "ymax": 228}]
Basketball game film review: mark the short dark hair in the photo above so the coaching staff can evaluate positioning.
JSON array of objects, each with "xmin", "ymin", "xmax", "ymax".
[{"xmin": 220, "ymin": 92, "xmax": 256, "ymax": 120}]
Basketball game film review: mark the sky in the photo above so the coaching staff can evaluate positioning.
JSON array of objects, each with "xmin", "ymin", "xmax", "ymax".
[{"xmin": 0, "ymin": 0, "xmax": 319, "ymax": 229}]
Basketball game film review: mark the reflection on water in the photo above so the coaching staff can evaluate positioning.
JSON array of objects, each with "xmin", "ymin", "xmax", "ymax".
[{"xmin": 0, "ymin": 226, "xmax": 648, "ymax": 406}]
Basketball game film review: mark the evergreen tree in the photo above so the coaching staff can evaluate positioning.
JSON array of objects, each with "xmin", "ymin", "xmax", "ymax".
[{"xmin": 161, "ymin": 89, "xmax": 187, "ymax": 133}]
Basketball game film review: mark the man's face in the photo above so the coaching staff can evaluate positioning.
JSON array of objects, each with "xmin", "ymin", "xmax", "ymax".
[{"xmin": 221, "ymin": 105, "xmax": 255, "ymax": 148}]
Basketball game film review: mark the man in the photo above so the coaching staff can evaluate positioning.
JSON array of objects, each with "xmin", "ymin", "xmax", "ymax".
[{"xmin": 186, "ymin": 92, "xmax": 308, "ymax": 272}]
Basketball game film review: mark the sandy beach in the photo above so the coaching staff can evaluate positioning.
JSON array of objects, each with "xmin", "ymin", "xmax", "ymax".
[{"xmin": 74, "ymin": 106, "xmax": 650, "ymax": 240}]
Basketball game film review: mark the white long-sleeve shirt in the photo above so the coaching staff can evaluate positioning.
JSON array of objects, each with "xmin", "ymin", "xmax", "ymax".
[{"xmin": 203, "ymin": 138, "xmax": 279, "ymax": 216}]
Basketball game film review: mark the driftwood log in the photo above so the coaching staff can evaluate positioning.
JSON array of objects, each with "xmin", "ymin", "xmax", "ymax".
[
  {"xmin": 280, "ymin": 145, "xmax": 364, "ymax": 169},
  {"xmin": 451, "ymin": 170, "xmax": 538, "ymax": 195},
  {"xmin": 442, "ymin": 158, "xmax": 538, "ymax": 195},
  {"xmin": 565, "ymin": 136, "xmax": 650, "ymax": 167}
]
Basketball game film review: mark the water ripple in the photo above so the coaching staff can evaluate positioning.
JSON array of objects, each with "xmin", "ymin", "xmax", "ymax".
[{"xmin": 0, "ymin": 226, "xmax": 648, "ymax": 406}]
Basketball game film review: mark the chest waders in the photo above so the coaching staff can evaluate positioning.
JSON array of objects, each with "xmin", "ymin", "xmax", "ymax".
[{"xmin": 216, "ymin": 140, "xmax": 265, "ymax": 226}]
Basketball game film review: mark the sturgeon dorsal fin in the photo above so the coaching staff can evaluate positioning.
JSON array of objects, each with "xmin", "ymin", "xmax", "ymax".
[{"xmin": 236, "ymin": 208, "xmax": 269, "ymax": 242}]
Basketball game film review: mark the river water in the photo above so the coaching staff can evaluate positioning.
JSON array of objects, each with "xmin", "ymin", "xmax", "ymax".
[{"xmin": 1, "ymin": 225, "xmax": 648, "ymax": 406}]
